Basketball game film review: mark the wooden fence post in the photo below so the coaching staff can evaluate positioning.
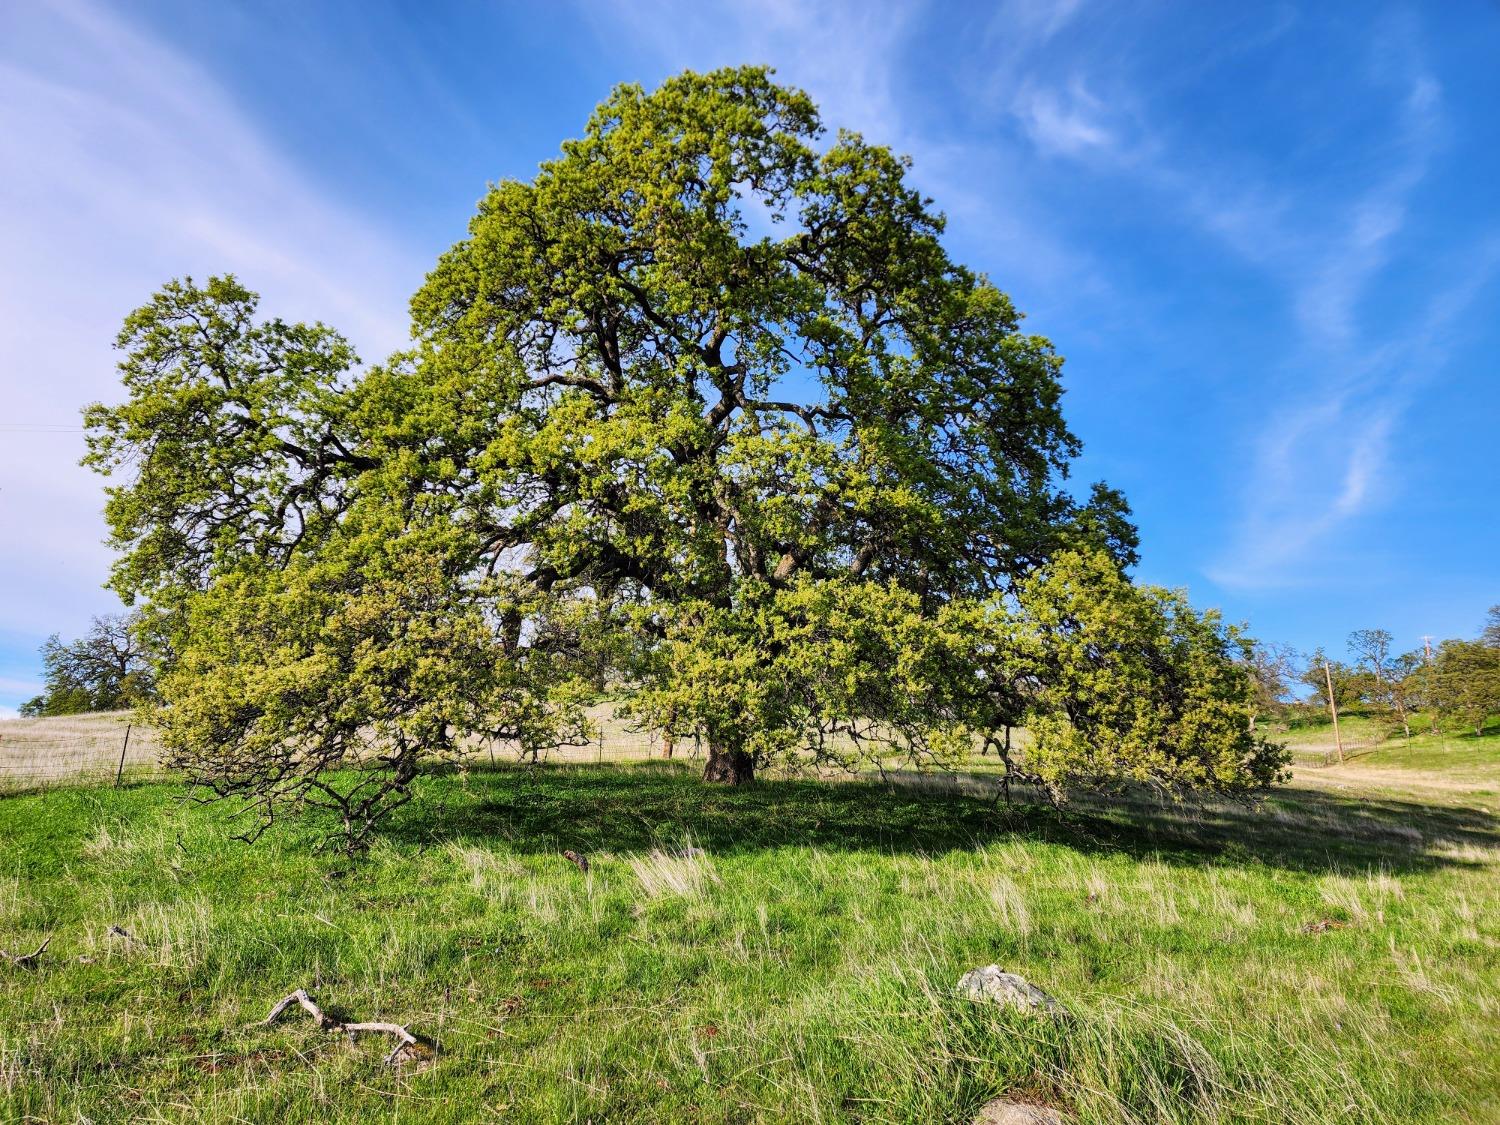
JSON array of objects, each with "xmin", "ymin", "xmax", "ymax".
[{"xmin": 114, "ymin": 723, "xmax": 133, "ymax": 787}]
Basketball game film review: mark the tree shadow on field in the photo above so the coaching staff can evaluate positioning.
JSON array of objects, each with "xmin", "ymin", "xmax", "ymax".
[{"xmin": 386, "ymin": 761, "xmax": 1500, "ymax": 876}]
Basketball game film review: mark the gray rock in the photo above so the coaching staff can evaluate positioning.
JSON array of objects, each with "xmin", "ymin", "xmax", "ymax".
[
  {"xmin": 973, "ymin": 1099, "xmax": 1066, "ymax": 1125},
  {"xmin": 957, "ymin": 965, "xmax": 1062, "ymax": 1014}
]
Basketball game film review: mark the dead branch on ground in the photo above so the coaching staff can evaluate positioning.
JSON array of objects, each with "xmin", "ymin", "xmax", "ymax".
[
  {"xmin": 0, "ymin": 934, "xmax": 52, "ymax": 968},
  {"xmin": 262, "ymin": 987, "xmax": 431, "ymax": 1065}
]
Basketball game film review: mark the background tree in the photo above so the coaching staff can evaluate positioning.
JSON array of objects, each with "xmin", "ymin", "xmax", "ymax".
[
  {"xmin": 1386, "ymin": 650, "xmax": 1424, "ymax": 739},
  {"xmin": 1347, "ymin": 628, "xmax": 1419, "ymax": 738},
  {"xmin": 1299, "ymin": 648, "xmax": 1365, "ymax": 712},
  {"xmin": 18, "ymin": 613, "xmax": 155, "ymax": 717},
  {"xmin": 83, "ymin": 67, "xmax": 1283, "ymax": 848},
  {"xmin": 1243, "ymin": 639, "xmax": 1298, "ymax": 729},
  {"xmin": 1482, "ymin": 604, "xmax": 1500, "ymax": 648},
  {"xmin": 1431, "ymin": 640, "xmax": 1500, "ymax": 736}
]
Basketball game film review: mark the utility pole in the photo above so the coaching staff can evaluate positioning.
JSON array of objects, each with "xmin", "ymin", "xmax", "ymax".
[
  {"xmin": 1422, "ymin": 636, "xmax": 1438, "ymax": 735},
  {"xmin": 1323, "ymin": 661, "xmax": 1345, "ymax": 764}
]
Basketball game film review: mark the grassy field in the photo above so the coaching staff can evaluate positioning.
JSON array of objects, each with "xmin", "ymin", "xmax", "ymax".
[{"xmin": 1, "ymin": 726, "xmax": 1497, "ymax": 1122}]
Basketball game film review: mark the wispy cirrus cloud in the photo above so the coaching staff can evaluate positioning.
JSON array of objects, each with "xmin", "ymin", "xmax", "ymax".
[
  {"xmin": 0, "ymin": 0, "xmax": 419, "ymax": 704},
  {"xmin": 1210, "ymin": 233, "xmax": 1500, "ymax": 589},
  {"xmin": 1012, "ymin": 79, "xmax": 1117, "ymax": 157},
  {"xmin": 1201, "ymin": 50, "xmax": 1476, "ymax": 588},
  {"xmin": 1291, "ymin": 72, "xmax": 1445, "ymax": 351},
  {"xmin": 990, "ymin": 5, "xmax": 1486, "ymax": 590}
]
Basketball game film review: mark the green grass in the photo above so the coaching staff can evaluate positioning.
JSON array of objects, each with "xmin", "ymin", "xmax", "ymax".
[
  {"xmin": 2, "ymin": 744, "xmax": 1498, "ymax": 1123},
  {"xmin": 1270, "ymin": 709, "xmax": 1499, "ymax": 773}
]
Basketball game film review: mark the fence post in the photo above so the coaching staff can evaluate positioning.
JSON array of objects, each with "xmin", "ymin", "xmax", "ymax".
[{"xmin": 114, "ymin": 723, "xmax": 133, "ymax": 787}]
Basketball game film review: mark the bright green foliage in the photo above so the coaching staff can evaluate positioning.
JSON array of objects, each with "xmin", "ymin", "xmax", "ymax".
[
  {"xmin": 83, "ymin": 276, "xmax": 368, "ymax": 597},
  {"xmin": 83, "ymin": 67, "xmax": 1281, "ymax": 845},
  {"xmin": 1432, "ymin": 639, "xmax": 1500, "ymax": 736},
  {"xmin": 1009, "ymin": 552, "xmax": 1287, "ymax": 796},
  {"xmin": 153, "ymin": 514, "xmax": 591, "ymax": 845},
  {"xmin": 18, "ymin": 613, "xmax": 154, "ymax": 717},
  {"xmin": 622, "ymin": 577, "xmax": 984, "ymax": 773}
]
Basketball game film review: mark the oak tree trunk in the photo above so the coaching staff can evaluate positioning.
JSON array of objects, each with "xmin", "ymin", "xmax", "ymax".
[{"xmin": 703, "ymin": 739, "xmax": 754, "ymax": 784}]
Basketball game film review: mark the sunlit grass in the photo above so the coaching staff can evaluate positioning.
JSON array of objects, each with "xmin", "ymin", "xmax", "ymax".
[{"xmin": 0, "ymin": 737, "xmax": 1497, "ymax": 1122}]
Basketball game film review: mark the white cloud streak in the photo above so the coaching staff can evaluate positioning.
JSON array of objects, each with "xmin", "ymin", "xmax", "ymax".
[
  {"xmin": 0, "ymin": 1, "xmax": 419, "ymax": 659},
  {"xmin": 1012, "ymin": 79, "xmax": 1116, "ymax": 157},
  {"xmin": 990, "ymin": 6, "xmax": 1485, "ymax": 588},
  {"xmin": 1209, "ymin": 234, "xmax": 1500, "ymax": 589},
  {"xmin": 1200, "ymin": 50, "xmax": 1475, "ymax": 588}
]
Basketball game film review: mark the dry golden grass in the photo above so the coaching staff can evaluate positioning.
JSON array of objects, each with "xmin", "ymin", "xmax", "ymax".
[{"xmin": 0, "ymin": 711, "xmax": 162, "ymax": 790}]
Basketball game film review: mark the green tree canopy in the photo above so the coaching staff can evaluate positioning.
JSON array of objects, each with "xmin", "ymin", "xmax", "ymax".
[
  {"xmin": 84, "ymin": 67, "xmax": 1282, "ymax": 849},
  {"xmin": 1299, "ymin": 648, "xmax": 1368, "ymax": 711},
  {"xmin": 1432, "ymin": 640, "xmax": 1500, "ymax": 737}
]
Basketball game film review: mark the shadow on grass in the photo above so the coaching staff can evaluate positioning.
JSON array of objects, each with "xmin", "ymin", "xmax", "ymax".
[{"xmin": 384, "ymin": 761, "xmax": 1500, "ymax": 876}]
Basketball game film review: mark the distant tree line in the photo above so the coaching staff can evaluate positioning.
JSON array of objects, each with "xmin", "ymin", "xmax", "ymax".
[{"xmin": 1246, "ymin": 605, "xmax": 1500, "ymax": 739}]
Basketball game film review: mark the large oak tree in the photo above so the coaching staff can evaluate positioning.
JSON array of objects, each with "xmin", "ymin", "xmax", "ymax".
[{"xmin": 85, "ymin": 68, "xmax": 1283, "ymax": 848}]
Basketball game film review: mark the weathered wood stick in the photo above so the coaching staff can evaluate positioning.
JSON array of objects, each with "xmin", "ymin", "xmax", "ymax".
[
  {"xmin": 265, "ymin": 988, "xmax": 338, "ymax": 1028},
  {"xmin": 263, "ymin": 988, "xmax": 425, "ymax": 1064},
  {"xmin": 0, "ymin": 934, "xmax": 52, "ymax": 968}
]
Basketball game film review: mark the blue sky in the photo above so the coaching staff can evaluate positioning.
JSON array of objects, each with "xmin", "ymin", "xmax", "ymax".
[{"xmin": 1, "ymin": 0, "xmax": 1497, "ymax": 713}]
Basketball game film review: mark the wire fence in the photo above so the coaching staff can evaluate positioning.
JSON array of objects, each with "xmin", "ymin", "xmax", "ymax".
[
  {"xmin": 0, "ymin": 714, "xmax": 165, "ymax": 792},
  {"xmin": 1287, "ymin": 740, "xmax": 1388, "ymax": 769},
  {"xmin": 0, "ymin": 709, "xmax": 679, "ymax": 794},
  {"xmin": 4, "ymin": 709, "xmax": 1364, "ymax": 794}
]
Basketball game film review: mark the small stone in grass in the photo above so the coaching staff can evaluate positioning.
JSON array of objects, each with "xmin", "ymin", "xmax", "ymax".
[
  {"xmin": 973, "ymin": 1099, "xmax": 1067, "ymax": 1125},
  {"xmin": 1300, "ymin": 917, "xmax": 1347, "ymax": 934},
  {"xmin": 957, "ymin": 965, "xmax": 1063, "ymax": 1014}
]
